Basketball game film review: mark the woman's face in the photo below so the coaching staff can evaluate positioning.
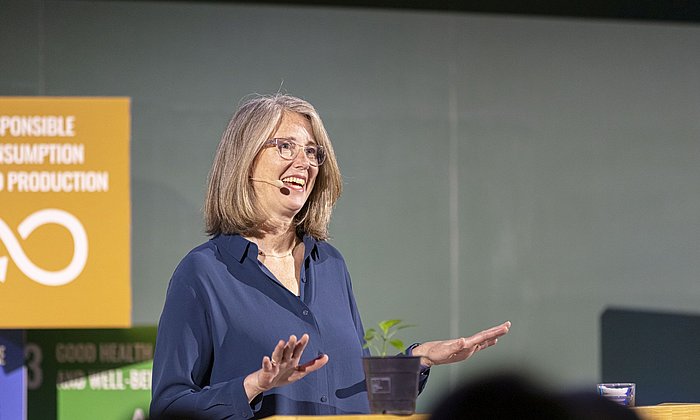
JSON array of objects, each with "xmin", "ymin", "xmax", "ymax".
[{"xmin": 251, "ymin": 111, "xmax": 319, "ymax": 220}]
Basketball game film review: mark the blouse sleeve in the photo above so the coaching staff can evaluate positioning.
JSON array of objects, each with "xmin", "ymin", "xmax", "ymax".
[
  {"xmin": 149, "ymin": 259, "xmax": 257, "ymax": 420},
  {"xmin": 343, "ymin": 263, "xmax": 371, "ymax": 359}
]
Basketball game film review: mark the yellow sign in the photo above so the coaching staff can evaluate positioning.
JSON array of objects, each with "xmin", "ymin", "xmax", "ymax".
[{"xmin": 0, "ymin": 97, "xmax": 131, "ymax": 328}]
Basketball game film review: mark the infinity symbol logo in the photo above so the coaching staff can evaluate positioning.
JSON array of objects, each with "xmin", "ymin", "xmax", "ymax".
[{"xmin": 0, "ymin": 209, "xmax": 88, "ymax": 286}]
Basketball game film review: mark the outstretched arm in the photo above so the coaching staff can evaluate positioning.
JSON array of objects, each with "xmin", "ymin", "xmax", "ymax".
[{"xmin": 410, "ymin": 321, "xmax": 511, "ymax": 367}]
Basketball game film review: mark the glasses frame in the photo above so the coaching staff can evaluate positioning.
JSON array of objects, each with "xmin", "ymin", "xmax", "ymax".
[{"xmin": 263, "ymin": 138, "xmax": 326, "ymax": 167}]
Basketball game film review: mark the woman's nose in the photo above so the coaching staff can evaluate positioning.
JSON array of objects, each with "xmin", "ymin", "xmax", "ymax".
[{"xmin": 292, "ymin": 149, "xmax": 311, "ymax": 168}]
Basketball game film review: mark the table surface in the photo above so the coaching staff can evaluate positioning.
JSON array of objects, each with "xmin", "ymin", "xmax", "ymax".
[
  {"xmin": 266, "ymin": 405, "xmax": 700, "ymax": 420},
  {"xmin": 633, "ymin": 403, "xmax": 700, "ymax": 420}
]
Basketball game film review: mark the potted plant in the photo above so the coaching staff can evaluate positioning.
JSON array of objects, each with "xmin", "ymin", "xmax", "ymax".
[{"xmin": 362, "ymin": 319, "xmax": 421, "ymax": 415}]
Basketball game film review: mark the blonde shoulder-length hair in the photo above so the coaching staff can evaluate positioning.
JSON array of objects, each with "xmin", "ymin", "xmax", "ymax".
[{"xmin": 204, "ymin": 94, "xmax": 342, "ymax": 240}]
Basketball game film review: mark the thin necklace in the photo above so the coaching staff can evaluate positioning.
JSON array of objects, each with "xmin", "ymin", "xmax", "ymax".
[
  {"xmin": 257, "ymin": 239, "xmax": 299, "ymax": 258},
  {"xmin": 258, "ymin": 249, "xmax": 292, "ymax": 258}
]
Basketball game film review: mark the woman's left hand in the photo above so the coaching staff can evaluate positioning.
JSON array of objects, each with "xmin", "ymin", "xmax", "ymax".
[{"xmin": 410, "ymin": 321, "xmax": 511, "ymax": 367}]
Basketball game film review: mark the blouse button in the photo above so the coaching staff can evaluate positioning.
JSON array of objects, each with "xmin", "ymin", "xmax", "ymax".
[
  {"xmin": 302, "ymin": 309, "xmax": 309, "ymax": 316},
  {"xmin": 320, "ymin": 395, "xmax": 328, "ymax": 403}
]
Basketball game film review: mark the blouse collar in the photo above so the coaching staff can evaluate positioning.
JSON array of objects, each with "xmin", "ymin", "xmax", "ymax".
[{"xmin": 213, "ymin": 233, "xmax": 321, "ymax": 264}]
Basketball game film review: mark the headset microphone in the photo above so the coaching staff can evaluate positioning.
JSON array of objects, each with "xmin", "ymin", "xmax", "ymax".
[{"xmin": 250, "ymin": 178, "xmax": 290, "ymax": 195}]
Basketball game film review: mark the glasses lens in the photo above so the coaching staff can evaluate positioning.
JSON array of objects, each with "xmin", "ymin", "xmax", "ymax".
[
  {"xmin": 276, "ymin": 140, "xmax": 295, "ymax": 159},
  {"xmin": 304, "ymin": 146, "xmax": 319, "ymax": 166},
  {"xmin": 272, "ymin": 139, "xmax": 325, "ymax": 166},
  {"xmin": 315, "ymin": 146, "xmax": 326, "ymax": 166}
]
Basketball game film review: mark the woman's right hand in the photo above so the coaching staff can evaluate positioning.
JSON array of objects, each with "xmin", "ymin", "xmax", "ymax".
[{"xmin": 243, "ymin": 334, "xmax": 329, "ymax": 402}]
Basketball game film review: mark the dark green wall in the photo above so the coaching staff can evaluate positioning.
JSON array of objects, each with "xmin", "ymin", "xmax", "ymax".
[{"xmin": 2, "ymin": 0, "xmax": 700, "ymax": 410}]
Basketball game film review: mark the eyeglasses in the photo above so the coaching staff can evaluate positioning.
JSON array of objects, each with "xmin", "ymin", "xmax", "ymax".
[{"xmin": 264, "ymin": 138, "xmax": 326, "ymax": 167}]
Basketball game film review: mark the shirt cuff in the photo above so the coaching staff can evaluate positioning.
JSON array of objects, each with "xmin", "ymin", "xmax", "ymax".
[
  {"xmin": 405, "ymin": 342, "xmax": 432, "ymax": 374},
  {"xmin": 250, "ymin": 393, "xmax": 263, "ymax": 413}
]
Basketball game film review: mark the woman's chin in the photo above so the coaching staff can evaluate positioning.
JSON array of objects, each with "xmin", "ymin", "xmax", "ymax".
[{"xmin": 274, "ymin": 202, "xmax": 306, "ymax": 219}]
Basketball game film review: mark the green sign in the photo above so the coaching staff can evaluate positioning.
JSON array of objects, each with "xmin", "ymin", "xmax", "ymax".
[{"xmin": 27, "ymin": 327, "xmax": 155, "ymax": 420}]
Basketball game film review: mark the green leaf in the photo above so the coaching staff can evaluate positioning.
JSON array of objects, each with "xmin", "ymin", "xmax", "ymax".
[
  {"xmin": 389, "ymin": 339, "xmax": 405, "ymax": 351},
  {"xmin": 379, "ymin": 319, "xmax": 402, "ymax": 335},
  {"xmin": 364, "ymin": 319, "xmax": 415, "ymax": 356}
]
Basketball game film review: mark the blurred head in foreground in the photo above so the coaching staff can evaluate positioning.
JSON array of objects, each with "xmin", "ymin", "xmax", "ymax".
[{"xmin": 430, "ymin": 373, "xmax": 639, "ymax": 420}]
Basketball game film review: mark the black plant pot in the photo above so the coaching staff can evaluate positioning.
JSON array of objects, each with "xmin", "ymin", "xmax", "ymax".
[{"xmin": 362, "ymin": 356, "xmax": 421, "ymax": 415}]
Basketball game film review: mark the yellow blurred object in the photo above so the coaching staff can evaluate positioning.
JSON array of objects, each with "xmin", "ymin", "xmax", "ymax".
[{"xmin": 633, "ymin": 403, "xmax": 700, "ymax": 420}]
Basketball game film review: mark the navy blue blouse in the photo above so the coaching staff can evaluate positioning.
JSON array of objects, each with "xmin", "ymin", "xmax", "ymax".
[{"xmin": 151, "ymin": 234, "xmax": 424, "ymax": 419}]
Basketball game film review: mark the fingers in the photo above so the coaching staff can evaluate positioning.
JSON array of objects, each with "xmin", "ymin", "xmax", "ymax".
[
  {"xmin": 270, "ymin": 334, "xmax": 302, "ymax": 365},
  {"xmin": 484, "ymin": 337, "xmax": 499, "ymax": 347},
  {"xmin": 291, "ymin": 334, "xmax": 309, "ymax": 360},
  {"xmin": 282, "ymin": 335, "xmax": 297, "ymax": 364},
  {"xmin": 296, "ymin": 353, "xmax": 329, "ymax": 373},
  {"xmin": 268, "ymin": 334, "xmax": 314, "ymax": 370},
  {"xmin": 270, "ymin": 339, "xmax": 286, "ymax": 366},
  {"xmin": 448, "ymin": 322, "xmax": 510, "ymax": 356},
  {"xmin": 415, "ymin": 322, "xmax": 511, "ymax": 367},
  {"xmin": 258, "ymin": 334, "xmax": 327, "ymax": 391},
  {"xmin": 262, "ymin": 355, "xmax": 276, "ymax": 371},
  {"xmin": 467, "ymin": 323, "xmax": 509, "ymax": 351},
  {"xmin": 482, "ymin": 321, "xmax": 511, "ymax": 338},
  {"xmin": 467, "ymin": 321, "xmax": 511, "ymax": 346},
  {"xmin": 474, "ymin": 338, "xmax": 498, "ymax": 352}
]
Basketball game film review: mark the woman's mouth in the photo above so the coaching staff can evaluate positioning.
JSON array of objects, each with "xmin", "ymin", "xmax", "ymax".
[{"xmin": 281, "ymin": 176, "xmax": 306, "ymax": 191}]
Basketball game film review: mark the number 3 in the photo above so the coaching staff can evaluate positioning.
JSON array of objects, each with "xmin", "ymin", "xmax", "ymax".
[{"xmin": 25, "ymin": 343, "xmax": 43, "ymax": 389}]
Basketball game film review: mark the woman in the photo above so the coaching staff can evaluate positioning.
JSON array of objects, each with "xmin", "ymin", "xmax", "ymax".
[{"xmin": 150, "ymin": 94, "xmax": 511, "ymax": 419}]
